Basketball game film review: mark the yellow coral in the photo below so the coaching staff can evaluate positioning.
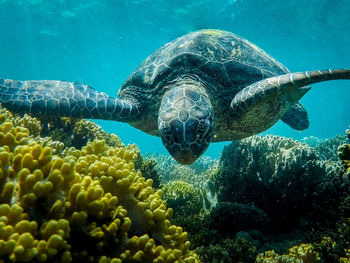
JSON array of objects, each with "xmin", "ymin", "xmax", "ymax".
[
  {"xmin": 340, "ymin": 249, "xmax": 350, "ymax": 262},
  {"xmin": 338, "ymin": 128, "xmax": 350, "ymax": 175},
  {"xmin": 0, "ymin": 106, "xmax": 200, "ymax": 262},
  {"xmin": 72, "ymin": 119, "xmax": 124, "ymax": 148},
  {"xmin": 0, "ymin": 107, "xmax": 41, "ymax": 138},
  {"xmin": 256, "ymin": 243, "xmax": 318, "ymax": 263},
  {"xmin": 338, "ymin": 143, "xmax": 350, "ymax": 174}
]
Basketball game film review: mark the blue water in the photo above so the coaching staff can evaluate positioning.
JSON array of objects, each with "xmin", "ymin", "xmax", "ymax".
[{"xmin": 0, "ymin": 0, "xmax": 349, "ymax": 158}]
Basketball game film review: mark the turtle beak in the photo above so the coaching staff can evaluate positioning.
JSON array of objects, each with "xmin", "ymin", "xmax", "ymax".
[
  {"xmin": 175, "ymin": 153, "xmax": 197, "ymax": 165},
  {"xmin": 168, "ymin": 145, "xmax": 206, "ymax": 165},
  {"xmin": 159, "ymin": 115, "xmax": 213, "ymax": 165}
]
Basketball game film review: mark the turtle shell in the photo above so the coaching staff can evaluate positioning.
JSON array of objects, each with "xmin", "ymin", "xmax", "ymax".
[
  {"xmin": 119, "ymin": 29, "xmax": 288, "ymax": 98},
  {"xmin": 119, "ymin": 29, "xmax": 289, "ymax": 136}
]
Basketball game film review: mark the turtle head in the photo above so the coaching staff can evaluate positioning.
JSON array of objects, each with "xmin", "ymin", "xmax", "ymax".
[{"xmin": 158, "ymin": 83, "xmax": 214, "ymax": 165}]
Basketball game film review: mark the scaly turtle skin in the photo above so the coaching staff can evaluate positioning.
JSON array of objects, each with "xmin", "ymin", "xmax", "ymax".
[{"xmin": 0, "ymin": 29, "xmax": 349, "ymax": 164}]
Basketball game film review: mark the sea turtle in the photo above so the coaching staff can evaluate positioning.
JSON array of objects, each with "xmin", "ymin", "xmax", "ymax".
[{"xmin": 0, "ymin": 29, "xmax": 349, "ymax": 164}]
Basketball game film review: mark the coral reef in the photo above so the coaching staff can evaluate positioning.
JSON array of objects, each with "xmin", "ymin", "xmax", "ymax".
[
  {"xmin": 153, "ymin": 132, "xmax": 350, "ymax": 262},
  {"xmin": 0, "ymin": 109, "xmax": 124, "ymax": 156},
  {"xmin": 254, "ymin": 130, "xmax": 350, "ymax": 262},
  {"xmin": 211, "ymin": 135, "xmax": 346, "ymax": 232},
  {"xmin": 338, "ymin": 130, "xmax": 350, "ymax": 176},
  {"xmin": 161, "ymin": 181, "xmax": 205, "ymax": 217},
  {"xmin": 145, "ymin": 153, "xmax": 218, "ymax": 221},
  {"xmin": 71, "ymin": 119, "xmax": 123, "ymax": 149},
  {"xmin": 133, "ymin": 155, "xmax": 161, "ymax": 190},
  {"xmin": 195, "ymin": 237, "xmax": 257, "ymax": 263},
  {"xmin": 147, "ymin": 153, "xmax": 217, "ymax": 187},
  {"xmin": 315, "ymin": 134, "xmax": 349, "ymax": 161},
  {"xmin": 39, "ymin": 117, "xmax": 124, "ymax": 151},
  {"xmin": 0, "ymin": 106, "xmax": 199, "ymax": 262},
  {"xmin": 256, "ymin": 235, "xmax": 350, "ymax": 262},
  {"xmin": 172, "ymin": 213, "xmax": 258, "ymax": 263},
  {"xmin": 145, "ymin": 153, "xmax": 218, "ymax": 220},
  {"xmin": 9, "ymin": 103, "xmax": 348, "ymax": 263},
  {"xmin": 339, "ymin": 144, "xmax": 350, "ymax": 175},
  {"xmin": 256, "ymin": 243, "xmax": 318, "ymax": 263},
  {"xmin": 300, "ymin": 135, "xmax": 322, "ymax": 148},
  {"xmin": 208, "ymin": 201, "xmax": 269, "ymax": 237}
]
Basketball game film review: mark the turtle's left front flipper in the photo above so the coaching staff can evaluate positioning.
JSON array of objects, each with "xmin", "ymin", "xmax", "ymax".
[
  {"xmin": 230, "ymin": 69, "xmax": 350, "ymax": 132},
  {"xmin": 0, "ymin": 79, "xmax": 140, "ymax": 122}
]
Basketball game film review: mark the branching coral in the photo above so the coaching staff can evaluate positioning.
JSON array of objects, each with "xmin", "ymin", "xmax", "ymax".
[
  {"xmin": 300, "ymin": 135, "xmax": 322, "ymax": 148},
  {"xmin": 146, "ymin": 153, "xmax": 218, "ymax": 221},
  {"xmin": 147, "ymin": 153, "xmax": 217, "ymax": 186},
  {"xmin": 314, "ymin": 135, "xmax": 349, "ymax": 161},
  {"xmin": 161, "ymin": 181, "xmax": 205, "ymax": 217},
  {"xmin": 0, "ymin": 106, "xmax": 199, "ymax": 263},
  {"xmin": 255, "ymin": 135, "xmax": 350, "ymax": 263}
]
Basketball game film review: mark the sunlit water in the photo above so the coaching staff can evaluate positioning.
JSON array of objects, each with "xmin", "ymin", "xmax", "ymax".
[{"xmin": 0, "ymin": 0, "xmax": 348, "ymax": 158}]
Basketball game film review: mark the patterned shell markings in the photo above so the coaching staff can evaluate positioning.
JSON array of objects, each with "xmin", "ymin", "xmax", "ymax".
[{"xmin": 118, "ymin": 29, "xmax": 289, "ymax": 135}]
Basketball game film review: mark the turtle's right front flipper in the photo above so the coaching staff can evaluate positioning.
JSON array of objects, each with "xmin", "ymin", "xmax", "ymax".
[
  {"xmin": 230, "ymin": 69, "xmax": 350, "ymax": 135},
  {"xmin": 0, "ymin": 79, "xmax": 139, "ymax": 122}
]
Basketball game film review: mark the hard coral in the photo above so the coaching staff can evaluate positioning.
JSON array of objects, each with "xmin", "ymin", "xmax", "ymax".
[
  {"xmin": 256, "ymin": 243, "xmax": 318, "ymax": 263},
  {"xmin": 338, "ymin": 144, "xmax": 350, "ymax": 175},
  {"xmin": 71, "ymin": 119, "xmax": 123, "ymax": 149},
  {"xmin": 39, "ymin": 117, "xmax": 124, "ymax": 151},
  {"xmin": 256, "ymin": 236, "xmax": 350, "ymax": 263},
  {"xmin": 208, "ymin": 201, "xmax": 269, "ymax": 237},
  {"xmin": 148, "ymin": 153, "xmax": 217, "ymax": 187},
  {"xmin": 212, "ymin": 135, "xmax": 346, "ymax": 232},
  {"xmin": 134, "ymin": 156, "xmax": 161, "ymax": 189},
  {"xmin": 195, "ymin": 237, "xmax": 257, "ymax": 263},
  {"xmin": 0, "ymin": 106, "xmax": 199, "ymax": 262},
  {"xmin": 315, "ymin": 135, "xmax": 349, "ymax": 161},
  {"xmin": 161, "ymin": 181, "xmax": 204, "ymax": 217}
]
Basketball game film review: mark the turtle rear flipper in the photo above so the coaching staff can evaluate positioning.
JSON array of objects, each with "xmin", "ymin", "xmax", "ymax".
[
  {"xmin": 230, "ymin": 69, "xmax": 350, "ymax": 132},
  {"xmin": 281, "ymin": 102, "xmax": 309, "ymax": 130},
  {"xmin": 0, "ymin": 79, "xmax": 139, "ymax": 121}
]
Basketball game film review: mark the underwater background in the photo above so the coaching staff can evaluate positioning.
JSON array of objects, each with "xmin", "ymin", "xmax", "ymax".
[
  {"xmin": 0, "ymin": 1, "xmax": 350, "ymax": 263},
  {"xmin": 0, "ymin": 0, "xmax": 349, "ymax": 157}
]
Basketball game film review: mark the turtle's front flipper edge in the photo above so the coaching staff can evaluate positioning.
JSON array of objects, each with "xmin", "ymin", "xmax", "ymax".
[
  {"xmin": 230, "ymin": 69, "xmax": 350, "ymax": 127},
  {"xmin": 0, "ymin": 79, "xmax": 139, "ymax": 122}
]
